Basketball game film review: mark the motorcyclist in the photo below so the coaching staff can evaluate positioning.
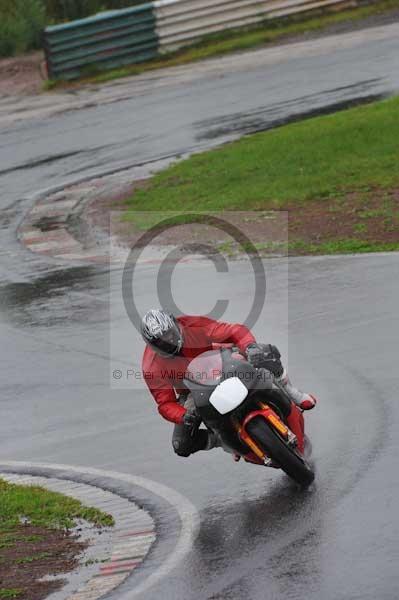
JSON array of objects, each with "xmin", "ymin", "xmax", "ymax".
[{"xmin": 141, "ymin": 309, "xmax": 317, "ymax": 458}]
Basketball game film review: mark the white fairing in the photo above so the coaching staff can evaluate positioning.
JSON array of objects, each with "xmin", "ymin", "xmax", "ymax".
[{"xmin": 209, "ymin": 377, "xmax": 248, "ymax": 415}]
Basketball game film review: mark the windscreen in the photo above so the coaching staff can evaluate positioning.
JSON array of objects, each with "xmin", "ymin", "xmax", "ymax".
[{"xmin": 186, "ymin": 350, "xmax": 223, "ymax": 387}]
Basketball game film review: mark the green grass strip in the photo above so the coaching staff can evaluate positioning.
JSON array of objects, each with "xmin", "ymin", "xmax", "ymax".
[
  {"xmin": 0, "ymin": 478, "xmax": 114, "ymax": 531},
  {"xmin": 124, "ymin": 95, "xmax": 399, "ymax": 212},
  {"xmin": 289, "ymin": 239, "xmax": 399, "ymax": 253}
]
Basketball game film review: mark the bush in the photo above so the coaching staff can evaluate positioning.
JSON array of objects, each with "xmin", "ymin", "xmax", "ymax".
[
  {"xmin": 0, "ymin": 0, "xmax": 46, "ymax": 56},
  {"xmin": 0, "ymin": 0, "xmax": 147, "ymax": 57}
]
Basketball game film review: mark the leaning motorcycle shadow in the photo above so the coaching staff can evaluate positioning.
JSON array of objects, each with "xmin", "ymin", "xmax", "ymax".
[
  {"xmin": 169, "ymin": 458, "xmax": 323, "ymax": 600},
  {"xmin": 195, "ymin": 471, "xmax": 319, "ymax": 564}
]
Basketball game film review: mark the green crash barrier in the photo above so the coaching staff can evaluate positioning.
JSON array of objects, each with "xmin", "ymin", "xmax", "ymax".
[{"xmin": 44, "ymin": 4, "xmax": 158, "ymax": 80}]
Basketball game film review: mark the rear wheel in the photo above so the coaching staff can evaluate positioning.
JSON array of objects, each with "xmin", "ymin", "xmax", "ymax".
[{"xmin": 246, "ymin": 416, "xmax": 315, "ymax": 487}]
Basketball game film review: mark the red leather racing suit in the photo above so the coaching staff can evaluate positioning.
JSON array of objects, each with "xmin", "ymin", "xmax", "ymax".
[{"xmin": 142, "ymin": 315, "xmax": 255, "ymax": 424}]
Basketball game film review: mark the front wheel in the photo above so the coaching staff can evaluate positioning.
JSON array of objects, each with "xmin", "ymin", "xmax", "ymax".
[{"xmin": 246, "ymin": 416, "xmax": 315, "ymax": 487}]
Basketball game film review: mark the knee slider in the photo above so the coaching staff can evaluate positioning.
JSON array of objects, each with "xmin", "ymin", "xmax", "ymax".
[{"xmin": 172, "ymin": 440, "xmax": 191, "ymax": 457}]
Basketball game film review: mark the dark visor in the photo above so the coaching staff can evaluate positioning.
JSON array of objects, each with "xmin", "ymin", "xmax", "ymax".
[{"xmin": 152, "ymin": 325, "xmax": 182, "ymax": 356}]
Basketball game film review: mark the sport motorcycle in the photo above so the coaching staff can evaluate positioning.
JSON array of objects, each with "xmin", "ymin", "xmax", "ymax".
[{"xmin": 184, "ymin": 347, "xmax": 315, "ymax": 487}]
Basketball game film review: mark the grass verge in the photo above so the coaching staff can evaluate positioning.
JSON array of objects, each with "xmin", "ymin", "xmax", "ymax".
[
  {"xmin": 0, "ymin": 477, "xmax": 114, "ymax": 529},
  {"xmin": 120, "ymin": 96, "xmax": 399, "ymax": 255},
  {"xmin": 45, "ymin": 0, "xmax": 399, "ymax": 89},
  {"xmin": 0, "ymin": 477, "xmax": 114, "ymax": 600}
]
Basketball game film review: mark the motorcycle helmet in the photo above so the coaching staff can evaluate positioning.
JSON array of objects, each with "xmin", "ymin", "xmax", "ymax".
[{"xmin": 141, "ymin": 309, "xmax": 183, "ymax": 357}]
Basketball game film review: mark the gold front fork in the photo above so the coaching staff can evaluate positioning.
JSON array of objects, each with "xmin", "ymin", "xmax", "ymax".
[{"xmin": 231, "ymin": 417, "xmax": 266, "ymax": 461}]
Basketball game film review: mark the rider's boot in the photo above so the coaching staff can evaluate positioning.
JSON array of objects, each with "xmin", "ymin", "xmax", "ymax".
[{"xmin": 276, "ymin": 369, "xmax": 317, "ymax": 410}]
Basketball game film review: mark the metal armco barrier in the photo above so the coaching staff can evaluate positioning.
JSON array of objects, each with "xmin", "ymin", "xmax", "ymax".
[
  {"xmin": 44, "ymin": 0, "xmax": 359, "ymax": 80},
  {"xmin": 44, "ymin": 4, "xmax": 158, "ymax": 80},
  {"xmin": 154, "ymin": 0, "xmax": 358, "ymax": 51}
]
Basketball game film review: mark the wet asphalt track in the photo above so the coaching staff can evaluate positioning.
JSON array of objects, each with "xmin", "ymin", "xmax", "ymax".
[{"xmin": 1, "ymin": 22, "xmax": 399, "ymax": 600}]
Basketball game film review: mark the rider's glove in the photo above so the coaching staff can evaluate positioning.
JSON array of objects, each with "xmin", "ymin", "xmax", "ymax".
[
  {"xmin": 245, "ymin": 343, "xmax": 284, "ymax": 377},
  {"xmin": 183, "ymin": 408, "xmax": 201, "ymax": 430}
]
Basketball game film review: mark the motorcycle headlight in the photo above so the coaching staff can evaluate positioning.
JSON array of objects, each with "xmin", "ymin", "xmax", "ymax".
[{"xmin": 209, "ymin": 377, "xmax": 248, "ymax": 415}]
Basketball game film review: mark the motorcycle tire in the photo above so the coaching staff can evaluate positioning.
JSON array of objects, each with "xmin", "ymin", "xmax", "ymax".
[{"xmin": 246, "ymin": 416, "xmax": 315, "ymax": 487}]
